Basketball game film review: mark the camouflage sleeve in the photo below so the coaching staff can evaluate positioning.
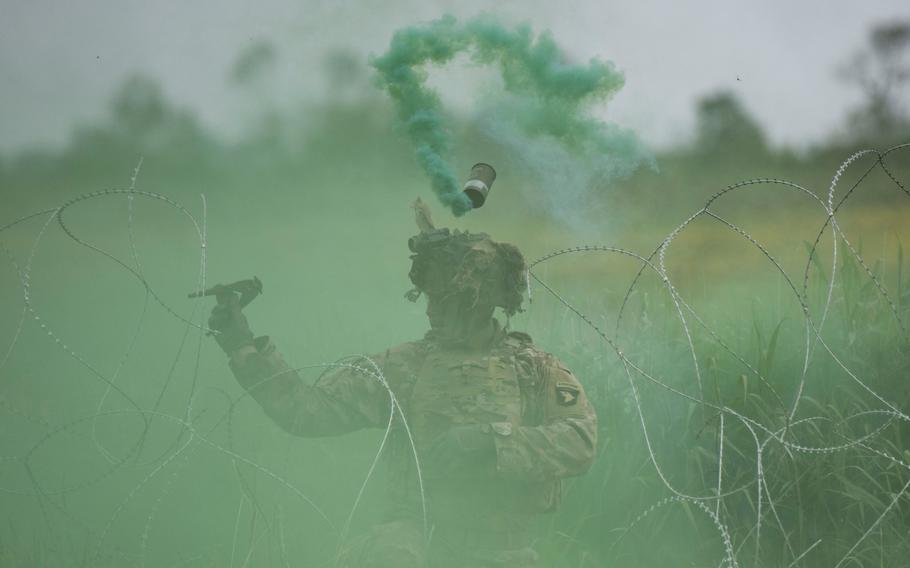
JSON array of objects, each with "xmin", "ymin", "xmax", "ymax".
[
  {"xmin": 489, "ymin": 354, "xmax": 597, "ymax": 482},
  {"xmin": 228, "ymin": 336, "xmax": 412, "ymax": 437}
]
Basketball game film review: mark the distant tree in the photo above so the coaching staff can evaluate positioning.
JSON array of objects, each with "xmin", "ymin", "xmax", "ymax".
[
  {"xmin": 228, "ymin": 40, "xmax": 277, "ymax": 87},
  {"xmin": 693, "ymin": 91, "xmax": 767, "ymax": 157},
  {"xmin": 226, "ymin": 40, "xmax": 290, "ymax": 153},
  {"xmin": 323, "ymin": 49, "xmax": 365, "ymax": 93},
  {"xmin": 108, "ymin": 75, "xmax": 210, "ymax": 154},
  {"xmin": 839, "ymin": 20, "xmax": 910, "ymax": 143},
  {"xmin": 57, "ymin": 73, "xmax": 214, "ymax": 178},
  {"xmin": 110, "ymin": 75, "xmax": 169, "ymax": 136}
]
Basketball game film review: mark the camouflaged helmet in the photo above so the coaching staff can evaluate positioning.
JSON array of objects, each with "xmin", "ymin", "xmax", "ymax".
[{"xmin": 407, "ymin": 227, "xmax": 527, "ymax": 316}]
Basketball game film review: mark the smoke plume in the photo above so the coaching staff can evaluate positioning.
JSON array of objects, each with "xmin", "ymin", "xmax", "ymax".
[{"xmin": 371, "ymin": 14, "xmax": 651, "ymax": 217}]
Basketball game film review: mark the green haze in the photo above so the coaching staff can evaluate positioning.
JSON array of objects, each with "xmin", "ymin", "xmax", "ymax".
[{"xmin": 1, "ymin": 18, "xmax": 910, "ymax": 568}]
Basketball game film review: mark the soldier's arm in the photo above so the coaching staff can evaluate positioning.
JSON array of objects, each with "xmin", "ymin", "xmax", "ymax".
[
  {"xmin": 227, "ymin": 336, "xmax": 404, "ymax": 437},
  {"xmin": 489, "ymin": 354, "xmax": 597, "ymax": 482}
]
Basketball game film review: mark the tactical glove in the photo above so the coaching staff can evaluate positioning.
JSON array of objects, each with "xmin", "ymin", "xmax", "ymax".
[
  {"xmin": 207, "ymin": 292, "xmax": 254, "ymax": 354},
  {"xmin": 425, "ymin": 424, "xmax": 496, "ymax": 477}
]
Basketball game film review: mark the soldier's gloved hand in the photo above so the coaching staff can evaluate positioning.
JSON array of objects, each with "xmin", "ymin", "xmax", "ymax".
[
  {"xmin": 208, "ymin": 292, "xmax": 254, "ymax": 355},
  {"xmin": 425, "ymin": 424, "xmax": 496, "ymax": 477}
]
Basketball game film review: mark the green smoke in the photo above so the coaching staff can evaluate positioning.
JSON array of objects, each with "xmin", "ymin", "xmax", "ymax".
[{"xmin": 371, "ymin": 14, "xmax": 650, "ymax": 217}]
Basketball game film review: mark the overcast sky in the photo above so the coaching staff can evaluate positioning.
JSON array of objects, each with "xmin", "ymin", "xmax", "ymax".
[{"xmin": 1, "ymin": 0, "xmax": 908, "ymax": 155}]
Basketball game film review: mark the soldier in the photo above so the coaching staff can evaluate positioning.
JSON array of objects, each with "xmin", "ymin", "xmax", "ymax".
[{"xmin": 208, "ymin": 204, "xmax": 597, "ymax": 567}]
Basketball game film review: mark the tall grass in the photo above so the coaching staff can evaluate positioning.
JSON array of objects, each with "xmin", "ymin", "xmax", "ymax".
[{"xmin": 528, "ymin": 235, "xmax": 910, "ymax": 567}]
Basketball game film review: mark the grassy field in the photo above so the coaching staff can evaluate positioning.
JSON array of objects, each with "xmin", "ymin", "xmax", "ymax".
[{"xmin": 1, "ymin": 88, "xmax": 909, "ymax": 566}]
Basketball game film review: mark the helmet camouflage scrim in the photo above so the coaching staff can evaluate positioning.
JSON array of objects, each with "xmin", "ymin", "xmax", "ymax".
[{"xmin": 407, "ymin": 228, "xmax": 527, "ymax": 316}]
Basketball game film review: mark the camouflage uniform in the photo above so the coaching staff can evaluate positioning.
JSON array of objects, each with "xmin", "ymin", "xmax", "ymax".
[
  {"xmin": 213, "ymin": 214, "xmax": 597, "ymax": 566},
  {"xmin": 228, "ymin": 323, "xmax": 596, "ymax": 567}
]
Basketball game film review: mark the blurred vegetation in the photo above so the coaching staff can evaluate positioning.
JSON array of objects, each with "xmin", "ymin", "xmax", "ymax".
[
  {"xmin": 1, "ymin": 19, "xmax": 909, "ymax": 568},
  {"xmin": 838, "ymin": 20, "xmax": 910, "ymax": 145},
  {"xmin": 532, "ymin": 240, "xmax": 910, "ymax": 566}
]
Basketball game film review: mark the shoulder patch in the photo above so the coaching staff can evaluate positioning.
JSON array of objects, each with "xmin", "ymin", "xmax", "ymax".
[{"xmin": 555, "ymin": 381, "xmax": 580, "ymax": 406}]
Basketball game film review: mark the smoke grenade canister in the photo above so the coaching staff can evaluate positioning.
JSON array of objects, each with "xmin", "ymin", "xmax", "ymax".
[{"xmin": 463, "ymin": 163, "xmax": 496, "ymax": 208}]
